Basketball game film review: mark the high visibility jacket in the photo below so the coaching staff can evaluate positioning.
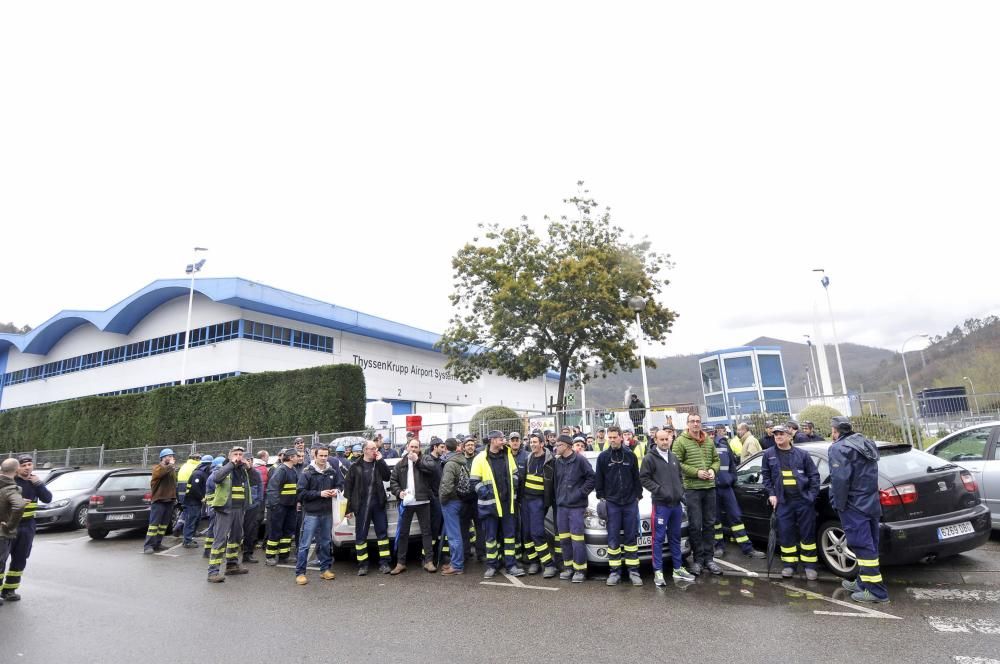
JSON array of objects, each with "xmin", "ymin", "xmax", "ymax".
[
  {"xmin": 761, "ymin": 446, "xmax": 820, "ymax": 504},
  {"xmin": 209, "ymin": 462, "xmax": 253, "ymax": 510},
  {"xmin": 470, "ymin": 448, "xmax": 517, "ymax": 517},
  {"xmin": 176, "ymin": 459, "xmax": 199, "ymax": 500},
  {"xmin": 592, "ymin": 439, "xmax": 607, "ymax": 453}
]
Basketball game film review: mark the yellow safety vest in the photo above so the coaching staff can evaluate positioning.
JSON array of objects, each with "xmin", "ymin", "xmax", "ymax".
[{"xmin": 470, "ymin": 448, "xmax": 517, "ymax": 517}]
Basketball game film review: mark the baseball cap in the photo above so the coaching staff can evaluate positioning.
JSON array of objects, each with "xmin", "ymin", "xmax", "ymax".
[
  {"xmin": 487, "ymin": 430, "xmax": 505, "ymax": 440},
  {"xmin": 17, "ymin": 454, "xmax": 33, "ymax": 464},
  {"xmin": 772, "ymin": 425, "xmax": 790, "ymax": 434}
]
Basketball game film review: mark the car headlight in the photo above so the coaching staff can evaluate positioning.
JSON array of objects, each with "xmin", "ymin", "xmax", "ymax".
[{"xmin": 45, "ymin": 499, "xmax": 70, "ymax": 509}]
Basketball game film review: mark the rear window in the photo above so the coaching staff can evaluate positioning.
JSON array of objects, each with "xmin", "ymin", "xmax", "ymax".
[
  {"xmin": 100, "ymin": 475, "xmax": 150, "ymax": 492},
  {"xmin": 46, "ymin": 470, "xmax": 106, "ymax": 491},
  {"xmin": 877, "ymin": 447, "xmax": 942, "ymax": 476}
]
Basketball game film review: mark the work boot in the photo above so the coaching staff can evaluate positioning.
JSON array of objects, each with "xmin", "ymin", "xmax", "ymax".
[
  {"xmin": 379, "ymin": 563, "xmax": 392, "ymax": 574},
  {"xmin": 714, "ymin": 546, "xmax": 726, "ymax": 559},
  {"xmin": 358, "ymin": 565, "xmax": 368, "ymax": 577},
  {"xmin": 390, "ymin": 564, "xmax": 407, "ymax": 575},
  {"xmin": 654, "ymin": 571, "xmax": 666, "ymax": 587},
  {"xmin": 243, "ymin": 554, "xmax": 259, "ymax": 564},
  {"xmin": 153, "ymin": 545, "xmax": 167, "ymax": 553},
  {"xmin": 851, "ymin": 589, "xmax": 889, "ymax": 604},
  {"xmin": 143, "ymin": 546, "xmax": 155, "ymax": 555},
  {"xmin": 2, "ymin": 589, "xmax": 21, "ymax": 602},
  {"xmin": 182, "ymin": 541, "xmax": 199, "ymax": 549},
  {"xmin": 265, "ymin": 557, "xmax": 278, "ymax": 567},
  {"xmin": 508, "ymin": 566, "xmax": 526, "ymax": 577},
  {"xmin": 606, "ymin": 571, "xmax": 621, "ymax": 586},
  {"xmin": 483, "ymin": 567, "xmax": 497, "ymax": 579},
  {"xmin": 559, "ymin": 569, "xmax": 574, "ymax": 581},
  {"xmin": 321, "ymin": 570, "xmax": 336, "ymax": 580},
  {"xmin": 706, "ymin": 561, "xmax": 724, "ymax": 576},
  {"xmin": 781, "ymin": 567, "xmax": 795, "ymax": 578},
  {"xmin": 202, "ymin": 549, "xmax": 210, "ymax": 559},
  {"xmin": 527, "ymin": 563, "xmax": 541, "ymax": 575},
  {"xmin": 805, "ymin": 568, "xmax": 818, "ymax": 581},
  {"xmin": 542, "ymin": 566, "xmax": 558, "ymax": 579},
  {"xmin": 571, "ymin": 572, "xmax": 585, "ymax": 583},
  {"xmin": 842, "ymin": 578, "xmax": 859, "ymax": 592},
  {"xmin": 296, "ymin": 575, "xmax": 308, "ymax": 585},
  {"xmin": 207, "ymin": 573, "xmax": 225, "ymax": 583},
  {"xmin": 689, "ymin": 562, "xmax": 703, "ymax": 577},
  {"xmin": 744, "ymin": 549, "xmax": 766, "ymax": 559},
  {"xmin": 225, "ymin": 564, "xmax": 248, "ymax": 576},
  {"xmin": 629, "ymin": 570, "xmax": 643, "ymax": 586},
  {"xmin": 423, "ymin": 562, "xmax": 437, "ymax": 573}
]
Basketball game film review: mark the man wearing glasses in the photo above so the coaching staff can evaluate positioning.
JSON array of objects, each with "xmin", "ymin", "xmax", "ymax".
[
  {"xmin": 206, "ymin": 446, "xmax": 254, "ymax": 583},
  {"xmin": 553, "ymin": 434, "xmax": 595, "ymax": 582},
  {"xmin": 673, "ymin": 414, "xmax": 722, "ymax": 576}
]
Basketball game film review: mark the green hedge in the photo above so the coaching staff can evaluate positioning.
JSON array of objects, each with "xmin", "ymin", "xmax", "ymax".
[{"xmin": 0, "ymin": 364, "xmax": 366, "ymax": 450}]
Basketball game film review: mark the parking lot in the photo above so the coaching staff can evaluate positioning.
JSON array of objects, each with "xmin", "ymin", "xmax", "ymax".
[{"xmin": 2, "ymin": 526, "xmax": 998, "ymax": 663}]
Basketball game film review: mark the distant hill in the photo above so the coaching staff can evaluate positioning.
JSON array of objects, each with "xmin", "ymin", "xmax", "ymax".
[{"xmin": 581, "ymin": 337, "xmax": 896, "ymax": 408}]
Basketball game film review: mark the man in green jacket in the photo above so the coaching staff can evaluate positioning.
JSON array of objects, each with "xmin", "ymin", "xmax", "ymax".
[{"xmin": 673, "ymin": 413, "xmax": 722, "ymax": 576}]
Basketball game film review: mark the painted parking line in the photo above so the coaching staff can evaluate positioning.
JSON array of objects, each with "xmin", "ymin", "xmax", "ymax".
[
  {"xmin": 954, "ymin": 657, "xmax": 1000, "ymax": 664},
  {"xmin": 773, "ymin": 582, "xmax": 902, "ymax": 620},
  {"xmin": 51, "ymin": 535, "xmax": 93, "ymax": 545},
  {"xmin": 277, "ymin": 564, "xmax": 322, "ymax": 572},
  {"xmin": 481, "ymin": 570, "xmax": 559, "ymax": 591},
  {"xmin": 907, "ymin": 588, "xmax": 1000, "ymax": 602},
  {"xmin": 714, "ymin": 559, "xmax": 758, "ymax": 577},
  {"xmin": 929, "ymin": 617, "xmax": 1000, "ymax": 635},
  {"xmin": 154, "ymin": 541, "xmax": 186, "ymax": 557}
]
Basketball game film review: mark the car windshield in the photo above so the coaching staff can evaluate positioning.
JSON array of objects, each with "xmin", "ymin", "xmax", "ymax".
[{"xmin": 46, "ymin": 470, "xmax": 105, "ymax": 491}]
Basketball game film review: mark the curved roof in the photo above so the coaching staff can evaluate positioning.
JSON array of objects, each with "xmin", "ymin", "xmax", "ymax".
[{"xmin": 0, "ymin": 278, "xmax": 445, "ymax": 356}]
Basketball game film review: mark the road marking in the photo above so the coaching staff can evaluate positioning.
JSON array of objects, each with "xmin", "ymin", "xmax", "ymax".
[
  {"xmin": 277, "ymin": 564, "xmax": 322, "ymax": 572},
  {"xmin": 714, "ymin": 559, "xmax": 758, "ymax": 577},
  {"xmin": 929, "ymin": 617, "xmax": 1000, "ymax": 635},
  {"xmin": 52, "ymin": 535, "xmax": 92, "ymax": 545},
  {"xmin": 908, "ymin": 588, "xmax": 1000, "ymax": 602},
  {"xmin": 954, "ymin": 657, "xmax": 1000, "ymax": 664},
  {"xmin": 154, "ymin": 542, "xmax": 185, "ymax": 557},
  {"xmin": 773, "ymin": 582, "xmax": 902, "ymax": 620},
  {"xmin": 481, "ymin": 570, "xmax": 559, "ymax": 591}
]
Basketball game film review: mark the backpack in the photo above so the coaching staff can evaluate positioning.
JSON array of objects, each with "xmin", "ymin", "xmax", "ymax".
[{"xmin": 455, "ymin": 461, "xmax": 474, "ymax": 500}]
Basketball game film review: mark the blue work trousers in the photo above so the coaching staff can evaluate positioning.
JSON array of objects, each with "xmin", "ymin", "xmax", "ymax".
[
  {"xmin": 480, "ymin": 511, "xmax": 517, "ymax": 571},
  {"xmin": 605, "ymin": 501, "xmax": 640, "ymax": 572},
  {"xmin": 651, "ymin": 502, "xmax": 684, "ymax": 572},
  {"xmin": 777, "ymin": 496, "xmax": 817, "ymax": 570},
  {"xmin": 521, "ymin": 496, "xmax": 553, "ymax": 566},
  {"xmin": 840, "ymin": 507, "xmax": 888, "ymax": 599},
  {"xmin": 556, "ymin": 506, "xmax": 587, "ymax": 573}
]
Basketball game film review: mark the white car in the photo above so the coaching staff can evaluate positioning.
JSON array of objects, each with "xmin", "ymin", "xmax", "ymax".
[{"xmin": 925, "ymin": 421, "xmax": 1000, "ymax": 530}]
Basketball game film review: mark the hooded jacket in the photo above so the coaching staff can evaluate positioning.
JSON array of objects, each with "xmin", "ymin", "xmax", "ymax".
[
  {"xmin": 639, "ymin": 447, "xmax": 685, "ymax": 506},
  {"xmin": 298, "ymin": 461, "xmax": 345, "ymax": 515},
  {"xmin": 553, "ymin": 451, "xmax": 595, "ymax": 509},
  {"xmin": 0, "ymin": 475, "xmax": 27, "ymax": 538},
  {"xmin": 439, "ymin": 452, "xmax": 470, "ymax": 505},
  {"xmin": 828, "ymin": 432, "xmax": 881, "ymax": 517}
]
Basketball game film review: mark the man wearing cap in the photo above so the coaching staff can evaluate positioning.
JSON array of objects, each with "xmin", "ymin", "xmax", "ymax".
[
  {"xmin": 143, "ymin": 448, "xmax": 178, "ymax": 555},
  {"xmin": 265, "ymin": 449, "xmax": 300, "ymax": 565},
  {"xmin": 206, "ymin": 446, "xmax": 254, "ymax": 583},
  {"xmin": 593, "ymin": 428, "xmax": 608, "ymax": 453},
  {"xmin": 802, "ymin": 421, "xmax": 825, "ymax": 442},
  {"xmin": 470, "ymin": 431, "xmax": 526, "ymax": 579},
  {"xmin": 345, "ymin": 440, "xmax": 393, "ymax": 575},
  {"xmin": 461, "ymin": 436, "xmax": 485, "ymax": 562},
  {"xmin": 181, "ymin": 455, "xmax": 215, "ymax": 549},
  {"xmin": 378, "ymin": 434, "xmax": 399, "ymax": 460},
  {"xmin": 760, "ymin": 421, "xmax": 777, "ymax": 450},
  {"xmin": 829, "ymin": 417, "xmax": 888, "ymax": 603},
  {"xmin": 202, "ymin": 456, "xmax": 226, "ymax": 558},
  {"xmin": 553, "ymin": 433, "xmax": 596, "ymax": 582},
  {"xmin": 0, "ymin": 458, "xmax": 29, "ymax": 606},
  {"xmin": 595, "ymin": 425, "xmax": 643, "ymax": 586},
  {"xmin": 761, "ymin": 425, "xmax": 821, "ymax": 580},
  {"xmin": 673, "ymin": 413, "xmax": 723, "ymax": 576}
]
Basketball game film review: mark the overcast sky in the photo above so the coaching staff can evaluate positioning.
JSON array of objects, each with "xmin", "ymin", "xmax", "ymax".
[{"xmin": 2, "ymin": 1, "xmax": 998, "ymax": 359}]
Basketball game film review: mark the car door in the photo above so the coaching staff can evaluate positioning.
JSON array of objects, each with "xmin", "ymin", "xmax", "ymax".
[
  {"xmin": 928, "ymin": 426, "xmax": 996, "ymax": 519},
  {"xmin": 733, "ymin": 455, "xmax": 770, "ymax": 539}
]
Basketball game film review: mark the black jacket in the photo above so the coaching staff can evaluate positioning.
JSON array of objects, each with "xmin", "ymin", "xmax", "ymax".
[
  {"xmin": 553, "ymin": 452, "xmax": 595, "ymax": 509},
  {"xmin": 343, "ymin": 458, "xmax": 390, "ymax": 515},
  {"xmin": 297, "ymin": 462, "xmax": 344, "ymax": 515},
  {"xmin": 389, "ymin": 455, "xmax": 435, "ymax": 502},
  {"xmin": 267, "ymin": 464, "xmax": 300, "ymax": 507},
  {"xmin": 516, "ymin": 449, "xmax": 555, "ymax": 509},
  {"xmin": 423, "ymin": 453, "xmax": 445, "ymax": 496},
  {"xmin": 639, "ymin": 448, "xmax": 685, "ymax": 506},
  {"xmin": 594, "ymin": 446, "xmax": 642, "ymax": 505},
  {"xmin": 185, "ymin": 462, "xmax": 213, "ymax": 506}
]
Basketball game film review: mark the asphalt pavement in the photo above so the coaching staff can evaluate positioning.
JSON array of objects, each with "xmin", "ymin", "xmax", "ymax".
[{"xmin": 2, "ymin": 527, "xmax": 999, "ymax": 664}]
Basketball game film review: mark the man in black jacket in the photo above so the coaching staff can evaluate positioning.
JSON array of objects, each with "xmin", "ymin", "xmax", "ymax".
[
  {"xmin": 518, "ymin": 433, "xmax": 557, "ymax": 577},
  {"xmin": 265, "ymin": 449, "xmax": 300, "ymax": 565},
  {"xmin": 640, "ymin": 426, "xmax": 696, "ymax": 586},
  {"xmin": 294, "ymin": 447, "xmax": 342, "ymax": 585},
  {"xmin": 343, "ymin": 440, "xmax": 392, "ymax": 576},
  {"xmin": 595, "ymin": 426, "xmax": 643, "ymax": 587},
  {"xmin": 553, "ymin": 434, "xmax": 595, "ymax": 583},
  {"xmin": 388, "ymin": 439, "xmax": 436, "ymax": 575}
]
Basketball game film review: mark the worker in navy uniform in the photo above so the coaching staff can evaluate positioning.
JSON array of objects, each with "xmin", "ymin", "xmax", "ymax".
[
  {"xmin": 787, "ymin": 421, "xmax": 810, "ymax": 445},
  {"xmin": 713, "ymin": 431, "xmax": 766, "ymax": 560},
  {"xmin": 470, "ymin": 430, "xmax": 526, "ymax": 579},
  {"xmin": 801, "ymin": 421, "xmax": 825, "ymax": 442},
  {"xmin": 265, "ymin": 448, "xmax": 300, "ymax": 565},
  {"xmin": 761, "ymin": 425, "xmax": 821, "ymax": 579},
  {"xmin": 344, "ymin": 440, "xmax": 392, "ymax": 575},
  {"xmin": 828, "ymin": 416, "xmax": 889, "ymax": 603},
  {"xmin": 517, "ymin": 433, "xmax": 557, "ymax": 577},
  {"xmin": 595, "ymin": 425, "xmax": 644, "ymax": 586},
  {"xmin": 1, "ymin": 455, "xmax": 53, "ymax": 602},
  {"xmin": 760, "ymin": 421, "xmax": 777, "ymax": 450}
]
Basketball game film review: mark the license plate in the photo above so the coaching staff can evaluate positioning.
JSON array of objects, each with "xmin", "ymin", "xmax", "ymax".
[
  {"xmin": 106, "ymin": 513, "xmax": 134, "ymax": 521},
  {"xmin": 637, "ymin": 535, "xmax": 652, "ymax": 546},
  {"xmin": 938, "ymin": 521, "xmax": 974, "ymax": 540}
]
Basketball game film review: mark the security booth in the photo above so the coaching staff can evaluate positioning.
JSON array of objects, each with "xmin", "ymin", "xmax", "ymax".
[{"xmin": 699, "ymin": 346, "xmax": 789, "ymax": 426}]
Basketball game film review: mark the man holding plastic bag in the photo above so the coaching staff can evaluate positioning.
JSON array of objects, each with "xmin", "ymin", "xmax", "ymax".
[{"xmin": 389, "ymin": 439, "xmax": 436, "ymax": 575}]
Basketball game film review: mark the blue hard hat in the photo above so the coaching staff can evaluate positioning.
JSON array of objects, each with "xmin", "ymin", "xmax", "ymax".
[
  {"xmin": 352, "ymin": 444, "xmax": 363, "ymax": 452},
  {"xmin": 212, "ymin": 456, "xmax": 225, "ymax": 467},
  {"xmin": 335, "ymin": 444, "xmax": 346, "ymax": 453},
  {"xmin": 201, "ymin": 454, "xmax": 214, "ymax": 463},
  {"xmin": 159, "ymin": 448, "xmax": 175, "ymax": 459}
]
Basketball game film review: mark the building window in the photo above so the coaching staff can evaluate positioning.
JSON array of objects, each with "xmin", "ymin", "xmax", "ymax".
[
  {"xmin": 724, "ymin": 356, "xmax": 756, "ymax": 389},
  {"xmin": 701, "ymin": 359, "xmax": 722, "ymax": 394},
  {"xmin": 758, "ymin": 354, "xmax": 785, "ymax": 388}
]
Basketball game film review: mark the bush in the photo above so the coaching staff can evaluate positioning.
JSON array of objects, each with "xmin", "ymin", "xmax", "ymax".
[
  {"xmin": 0, "ymin": 364, "xmax": 366, "ymax": 451},
  {"xmin": 470, "ymin": 406, "xmax": 521, "ymax": 437},
  {"xmin": 743, "ymin": 411, "xmax": 790, "ymax": 440},
  {"xmin": 796, "ymin": 404, "xmax": 843, "ymax": 432}
]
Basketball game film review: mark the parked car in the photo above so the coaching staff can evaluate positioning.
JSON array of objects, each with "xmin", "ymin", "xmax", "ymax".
[
  {"xmin": 35, "ymin": 469, "xmax": 123, "ymax": 529},
  {"xmin": 925, "ymin": 421, "xmax": 999, "ymax": 530},
  {"xmin": 39, "ymin": 467, "xmax": 82, "ymax": 485},
  {"xmin": 732, "ymin": 441, "xmax": 992, "ymax": 578},
  {"xmin": 86, "ymin": 468, "xmax": 173, "ymax": 539},
  {"xmin": 545, "ymin": 451, "xmax": 691, "ymax": 565}
]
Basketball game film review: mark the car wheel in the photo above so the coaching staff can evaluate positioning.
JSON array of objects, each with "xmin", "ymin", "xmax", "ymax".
[
  {"xmin": 818, "ymin": 520, "xmax": 857, "ymax": 578},
  {"xmin": 88, "ymin": 528, "xmax": 108, "ymax": 540},
  {"xmin": 74, "ymin": 504, "xmax": 88, "ymax": 530}
]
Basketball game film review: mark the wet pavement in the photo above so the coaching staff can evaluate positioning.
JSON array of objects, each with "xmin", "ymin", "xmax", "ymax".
[{"xmin": 2, "ymin": 527, "xmax": 999, "ymax": 663}]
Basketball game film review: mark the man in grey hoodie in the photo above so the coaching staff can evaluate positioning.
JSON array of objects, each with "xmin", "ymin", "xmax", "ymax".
[{"xmin": 0, "ymin": 458, "xmax": 27, "ymax": 606}]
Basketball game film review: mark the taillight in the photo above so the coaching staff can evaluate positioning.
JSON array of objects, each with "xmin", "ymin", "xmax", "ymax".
[
  {"xmin": 879, "ymin": 484, "xmax": 918, "ymax": 506},
  {"xmin": 142, "ymin": 492, "xmax": 152, "ymax": 505},
  {"xmin": 961, "ymin": 472, "xmax": 977, "ymax": 493},
  {"xmin": 89, "ymin": 495, "xmax": 104, "ymax": 507}
]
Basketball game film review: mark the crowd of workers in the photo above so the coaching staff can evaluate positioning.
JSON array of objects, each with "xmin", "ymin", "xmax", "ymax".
[{"xmin": 0, "ymin": 413, "xmax": 887, "ymax": 604}]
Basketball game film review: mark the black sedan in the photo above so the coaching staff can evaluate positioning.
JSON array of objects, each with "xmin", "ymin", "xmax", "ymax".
[
  {"xmin": 732, "ymin": 441, "xmax": 992, "ymax": 578},
  {"xmin": 86, "ymin": 468, "xmax": 178, "ymax": 539}
]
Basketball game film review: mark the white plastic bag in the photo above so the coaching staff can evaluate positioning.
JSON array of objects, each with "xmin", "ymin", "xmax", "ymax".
[{"xmin": 402, "ymin": 457, "xmax": 417, "ymax": 506}]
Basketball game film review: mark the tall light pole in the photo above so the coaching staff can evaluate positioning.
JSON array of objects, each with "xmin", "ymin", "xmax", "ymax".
[
  {"xmin": 179, "ymin": 247, "xmax": 208, "ymax": 386},
  {"xmin": 803, "ymin": 334, "xmax": 820, "ymax": 396},
  {"xmin": 901, "ymin": 334, "xmax": 928, "ymax": 446},
  {"xmin": 628, "ymin": 296, "xmax": 652, "ymax": 433},
  {"xmin": 963, "ymin": 376, "xmax": 980, "ymax": 414},
  {"xmin": 813, "ymin": 269, "xmax": 847, "ymax": 395}
]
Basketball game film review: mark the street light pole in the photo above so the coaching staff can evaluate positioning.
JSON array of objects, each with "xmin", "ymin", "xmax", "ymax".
[
  {"xmin": 804, "ymin": 335, "xmax": 820, "ymax": 396},
  {"xmin": 813, "ymin": 269, "xmax": 847, "ymax": 396},
  {"xmin": 179, "ymin": 247, "xmax": 208, "ymax": 386},
  {"xmin": 901, "ymin": 334, "xmax": 928, "ymax": 447},
  {"xmin": 963, "ymin": 376, "xmax": 980, "ymax": 415},
  {"xmin": 628, "ymin": 296, "xmax": 652, "ymax": 434}
]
